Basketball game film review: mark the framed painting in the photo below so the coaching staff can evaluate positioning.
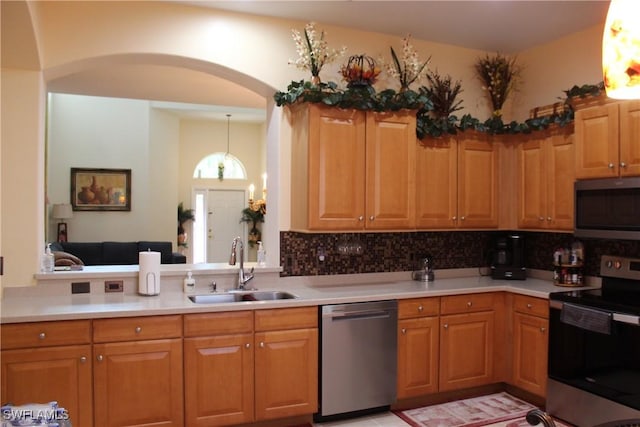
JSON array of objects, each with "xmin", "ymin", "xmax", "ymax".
[{"xmin": 70, "ymin": 168, "xmax": 131, "ymax": 211}]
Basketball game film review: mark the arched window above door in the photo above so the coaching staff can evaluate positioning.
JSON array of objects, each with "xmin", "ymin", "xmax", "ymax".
[{"xmin": 193, "ymin": 152, "xmax": 247, "ymax": 179}]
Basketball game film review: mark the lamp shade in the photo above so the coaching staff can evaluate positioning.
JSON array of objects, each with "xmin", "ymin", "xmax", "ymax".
[
  {"xmin": 52, "ymin": 203, "xmax": 73, "ymax": 219},
  {"xmin": 602, "ymin": 0, "xmax": 640, "ymax": 99}
]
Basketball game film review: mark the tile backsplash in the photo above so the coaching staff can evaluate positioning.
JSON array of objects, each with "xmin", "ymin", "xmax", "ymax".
[{"xmin": 279, "ymin": 230, "xmax": 640, "ymax": 277}]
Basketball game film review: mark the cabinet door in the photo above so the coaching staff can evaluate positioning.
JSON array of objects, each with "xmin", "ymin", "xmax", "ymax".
[
  {"xmin": 93, "ymin": 339, "xmax": 183, "ymax": 427},
  {"xmin": 512, "ymin": 312, "xmax": 548, "ymax": 398},
  {"xmin": 575, "ymin": 104, "xmax": 620, "ymax": 179},
  {"xmin": 307, "ymin": 105, "xmax": 366, "ymax": 230},
  {"xmin": 415, "ymin": 137, "xmax": 458, "ymax": 229},
  {"xmin": 517, "ymin": 137, "xmax": 545, "ymax": 229},
  {"xmin": 439, "ymin": 311, "xmax": 494, "ymax": 391},
  {"xmin": 397, "ymin": 317, "xmax": 439, "ymax": 398},
  {"xmin": 184, "ymin": 334, "xmax": 253, "ymax": 426},
  {"xmin": 546, "ymin": 131, "xmax": 575, "ymax": 230},
  {"xmin": 365, "ymin": 111, "xmax": 416, "ymax": 229},
  {"xmin": 619, "ymin": 100, "xmax": 640, "ymax": 177},
  {"xmin": 457, "ymin": 135, "xmax": 499, "ymax": 228},
  {"xmin": 1, "ymin": 345, "xmax": 92, "ymax": 427},
  {"xmin": 254, "ymin": 328, "xmax": 318, "ymax": 420}
]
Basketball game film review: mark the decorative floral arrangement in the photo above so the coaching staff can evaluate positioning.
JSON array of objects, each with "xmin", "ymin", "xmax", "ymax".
[
  {"xmin": 384, "ymin": 35, "xmax": 431, "ymax": 91},
  {"xmin": 474, "ymin": 52, "xmax": 520, "ymax": 117},
  {"xmin": 340, "ymin": 55, "xmax": 381, "ymax": 88},
  {"xmin": 289, "ymin": 22, "xmax": 346, "ymax": 83}
]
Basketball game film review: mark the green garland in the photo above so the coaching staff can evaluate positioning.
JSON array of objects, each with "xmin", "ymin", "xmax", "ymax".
[{"xmin": 274, "ymin": 80, "xmax": 605, "ymax": 139}]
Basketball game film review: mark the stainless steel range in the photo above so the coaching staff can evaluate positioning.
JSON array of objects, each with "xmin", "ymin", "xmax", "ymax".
[{"xmin": 548, "ymin": 254, "xmax": 640, "ymax": 426}]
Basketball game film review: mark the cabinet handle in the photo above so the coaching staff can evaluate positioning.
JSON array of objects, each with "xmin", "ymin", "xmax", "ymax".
[
  {"xmin": 547, "ymin": 217, "xmax": 552, "ymax": 221},
  {"xmin": 418, "ymin": 305, "xmax": 423, "ymax": 312},
  {"xmin": 80, "ymin": 356, "xmax": 87, "ymax": 363},
  {"xmin": 358, "ymin": 216, "xmax": 364, "ymax": 221},
  {"xmin": 38, "ymin": 332, "xmax": 46, "ymax": 340},
  {"xmin": 527, "ymin": 303, "xmax": 533, "ymax": 309},
  {"xmin": 608, "ymin": 163, "xmax": 615, "ymax": 169},
  {"xmin": 135, "ymin": 326, "xmax": 142, "ymax": 334},
  {"xmin": 401, "ymin": 328, "xmax": 406, "ymax": 335},
  {"xmin": 96, "ymin": 355, "xmax": 104, "ymax": 362},
  {"xmin": 443, "ymin": 324, "xmax": 449, "ymax": 329},
  {"xmin": 467, "ymin": 301, "xmax": 472, "ymax": 307},
  {"xmin": 460, "ymin": 216, "xmax": 465, "ymax": 221},
  {"xmin": 245, "ymin": 343, "xmax": 251, "ymax": 349},
  {"xmin": 539, "ymin": 216, "xmax": 544, "ymax": 221},
  {"xmin": 620, "ymin": 162, "xmax": 627, "ymax": 168},
  {"xmin": 369, "ymin": 215, "xmax": 375, "ymax": 221},
  {"xmin": 452, "ymin": 216, "xmax": 457, "ymax": 221},
  {"xmin": 259, "ymin": 342, "xmax": 265, "ymax": 348},
  {"xmin": 540, "ymin": 327, "xmax": 546, "ymax": 333}
]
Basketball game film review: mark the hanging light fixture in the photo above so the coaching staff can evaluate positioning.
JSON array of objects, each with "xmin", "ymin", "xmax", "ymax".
[{"xmin": 602, "ymin": 0, "xmax": 640, "ymax": 99}]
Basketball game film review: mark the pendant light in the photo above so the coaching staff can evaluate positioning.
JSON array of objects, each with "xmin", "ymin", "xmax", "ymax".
[{"xmin": 602, "ymin": 0, "xmax": 640, "ymax": 99}]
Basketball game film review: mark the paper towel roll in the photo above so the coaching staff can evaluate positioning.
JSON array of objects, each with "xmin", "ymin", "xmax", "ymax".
[{"xmin": 139, "ymin": 251, "xmax": 161, "ymax": 295}]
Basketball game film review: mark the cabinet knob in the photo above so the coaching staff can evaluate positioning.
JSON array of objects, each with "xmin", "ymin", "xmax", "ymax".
[
  {"xmin": 135, "ymin": 326, "xmax": 142, "ymax": 334},
  {"xmin": 97, "ymin": 355, "xmax": 104, "ymax": 362},
  {"xmin": 245, "ymin": 343, "xmax": 250, "ymax": 349},
  {"xmin": 539, "ymin": 217, "xmax": 544, "ymax": 221},
  {"xmin": 452, "ymin": 216, "xmax": 457, "ymax": 221},
  {"xmin": 621, "ymin": 162, "xmax": 627, "ymax": 168},
  {"xmin": 443, "ymin": 324, "xmax": 449, "ymax": 329},
  {"xmin": 608, "ymin": 163, "xmax": 615, "ymax": 169},
  {"xmin": 80, "ymin": 356, "xmax": 87, "ymax": 363},
  {"xmin": 467, "ymin": 301, "xmax": 472, "ymax": 307},
  {"xmin": 460, "ymin": 216, "xmax": 466, "ymax": 221},
  {"xmin": 369, "ymin": 215, "xmax": 375, "ymax": 221},
  {"xmin": 358, "ymin": 216, "xmax": 364, "ymax": 221},
  {"xmin": 401, "ymin": 328, "xmax": 406, "ymax": 335},
  {"xmin": 527, "ymin": 303, "xmax": 532, "ymax": 309},
  {"xmin": 418, "ymin": 305, "xmax": 423, "ymax": 312},
  {"xmin": 38, "ymin": 332, "xmax": 46, "ymax": 340},
  {"xmin": 547, "ymin": 217, "xmax": 552, "ymax": 221},
  {"xmin": 540, "ymin": 327, "xmax": 546, "ymax": 333},
  {"xmin": 259, "ymin": 342, "xmax": 265, "ymax": 348}
]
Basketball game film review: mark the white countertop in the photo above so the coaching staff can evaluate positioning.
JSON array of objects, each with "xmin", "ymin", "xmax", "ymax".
[{"xmin": 0, "ymin": 269, "xmax": 598, "ymax": 324}]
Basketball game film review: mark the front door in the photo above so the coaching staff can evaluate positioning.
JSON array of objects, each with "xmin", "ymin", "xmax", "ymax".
[{"xmin": 207, "ymin": 190, "xmax": 246, "ymax": 263}]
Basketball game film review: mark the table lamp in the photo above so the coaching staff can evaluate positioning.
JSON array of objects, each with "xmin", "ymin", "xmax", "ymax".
[{"xmin": 52, "ymin": 203, "xmax": 73, "ymax": 242}]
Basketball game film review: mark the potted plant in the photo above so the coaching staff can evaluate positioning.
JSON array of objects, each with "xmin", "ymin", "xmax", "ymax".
[
  {"xmin": 240, "ymin": 207, "xmax": 265, "ymax": 247},
  {"xmin": 177, "ymin": 202, "xmax": 195, "ymax": 248}
]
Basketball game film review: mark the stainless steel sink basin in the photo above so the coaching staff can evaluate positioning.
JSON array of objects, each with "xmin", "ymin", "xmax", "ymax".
[{"xmin": 188, "ymin": 291, "xmax": 297, "ymax": 304}]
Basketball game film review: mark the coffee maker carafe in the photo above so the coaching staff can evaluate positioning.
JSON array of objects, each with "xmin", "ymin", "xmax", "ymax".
[{"xmin": 490, "ymin": 233, "xmax": 526, "ymax": 280}]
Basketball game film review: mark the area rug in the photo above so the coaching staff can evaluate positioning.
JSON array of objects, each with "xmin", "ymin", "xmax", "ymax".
[{"xmin": 394, "ymin": 392, "xmax": 552, "ymax": 427}]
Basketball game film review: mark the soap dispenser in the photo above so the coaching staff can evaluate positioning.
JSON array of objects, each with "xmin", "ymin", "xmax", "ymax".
[
  {"xmin": 183, "ymin": 270, "xmax": 195, "ymax": 293},
  {"xmin": 257, "ymin": 241, "xmax": 266, "ymax": 266},
  {"xmin": 42, "ymin": 243, "xmax": 55, "ymax": 273}
]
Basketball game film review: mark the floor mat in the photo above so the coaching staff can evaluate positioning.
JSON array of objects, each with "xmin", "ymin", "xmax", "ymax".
[{"xmin": 394, "ymin": 392, "xmax": 558, "ymax": 427}]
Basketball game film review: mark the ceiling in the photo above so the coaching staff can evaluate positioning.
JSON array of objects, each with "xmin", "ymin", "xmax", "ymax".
[{"xmin": 46, "ymin": 1, "xmax": 611, "ymax": 121}]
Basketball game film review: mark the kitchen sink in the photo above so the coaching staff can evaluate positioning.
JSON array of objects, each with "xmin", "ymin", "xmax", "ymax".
[{"xmin": 188, "ymin": 291, "xmax": 297, "ymax": 304}]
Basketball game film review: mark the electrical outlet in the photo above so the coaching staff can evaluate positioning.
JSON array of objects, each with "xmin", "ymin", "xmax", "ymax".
[
  {"xmin": 105, "ymin": 280, "xmax": 124, "ymax": 293},
  {"xmin": 71, "ymin": 282, "xmax": 90, "ymax": 294}
]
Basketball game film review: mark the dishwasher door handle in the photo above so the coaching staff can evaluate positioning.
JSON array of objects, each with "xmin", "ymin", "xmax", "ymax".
[{"xmin": 326, "ymin": 310, "xmax": 393, "ymax": 321}]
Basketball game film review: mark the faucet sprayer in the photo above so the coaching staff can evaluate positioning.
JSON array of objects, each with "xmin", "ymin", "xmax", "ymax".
[{"xmin": 229, "ymin": 236, "xmax": 254, "ymax": 290}]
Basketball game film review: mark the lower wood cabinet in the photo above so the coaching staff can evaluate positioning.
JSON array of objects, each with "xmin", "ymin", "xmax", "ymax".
[
  {"xmin": 0, "ymin": 320, "xmax": 93, "ymax": 427},
  {"xmin": 511, "ymin": 295, "xmax": 549, "ymax": 398},
  {"xmin": 397, "ymin": 298, "xmax": 440, "ymax": 399}
]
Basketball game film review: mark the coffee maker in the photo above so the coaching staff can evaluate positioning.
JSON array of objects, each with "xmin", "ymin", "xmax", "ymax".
[{"xmin": 490, "ymin": 233, "xmax": 526, "ymax": 280}]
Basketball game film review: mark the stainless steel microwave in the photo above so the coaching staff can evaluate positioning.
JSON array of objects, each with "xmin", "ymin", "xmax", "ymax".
[{"xmin": 574, "ymin": 177, "xmax": 640, "ymax": 240}]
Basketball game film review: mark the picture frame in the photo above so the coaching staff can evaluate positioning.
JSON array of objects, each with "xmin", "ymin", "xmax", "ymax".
[{"xmin": 70, "ymin": 167, "xmax": 131, "ymax": 211}]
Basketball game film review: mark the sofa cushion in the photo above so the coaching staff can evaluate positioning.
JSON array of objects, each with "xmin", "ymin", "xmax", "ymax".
[
  {"xmin": 138, "ymin": 241, "xmax": 172, "ymax": 264},
  {"xmin": 59, "ymin": 242, "xmax": 103, "ymax": 266},
  {"xmin": 103, "ymin": 241, "xmax": 139, "ymax": 265}
]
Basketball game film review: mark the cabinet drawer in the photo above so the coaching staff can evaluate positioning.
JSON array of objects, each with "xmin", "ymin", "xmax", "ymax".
[
  {"xmin": 440, "ymin": 293, "xmax": 496, "ymax": 315},
  {"xmin": 93, "ymin": 315, "xmax": 182, "ymax": 342},
  {"xmin": 255, "ymin": 307, "xmax": 317, "ymax": 331},
  {"xmin": 513, "ymin": 294, "xmax": 549, "ymax": 319},
  {"xmin": 398, "ymin": 298, "xmax": 439, "ymax": 319},
  {"xmin": 1, "ymin": 320, "xmax": 91, "ymax": 349},
  {"xmin": 184, "ymin": 311, "xmax": 253, "ymax": 337}
]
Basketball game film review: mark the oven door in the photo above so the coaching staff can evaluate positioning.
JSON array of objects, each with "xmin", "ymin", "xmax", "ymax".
[{"xmin": 548, "ymin": 301, "xmax": 640, "ymax": 413}]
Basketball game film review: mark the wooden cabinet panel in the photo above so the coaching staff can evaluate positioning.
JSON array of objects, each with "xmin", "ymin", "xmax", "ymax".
[
  {"xmin": 93, "ymin": 315, "xmax": 182, "ymax": 343},
  {"xmin": 575, "ymin": 104, "xmax": 619, "ymax": 179},
  {"xmin": 440, "ymin": 293, "xmax": 496, "ymax": 315},
  {"xmin": 93, "ymin": 339, "xmax": 183, "ymax": 427},
  {"xmin": 513, "ymin": 294, "xmax": 549, "ymax": 319},
  {"xmin": 546, "ymin": 131, "xmax": 575, "ymax": 229},
  {"xmin": 183, "ymin": 311, "xmax": 253, "ymax": 337},
  {"xmin": 184, "ymin": 334, "xmax": 253, "ymax": 426},
  {"xmin": 254, "ymin": 306, "xmax": 317, "ymax": 331},
  {"xmin": 512, "ymin": 312, "xmax": 548, "ymax": 397},
  {"xmin": 1, "ymin": 345, "xmax": 93, "ymax": 426},
  {"xmin": 439, "ymin": 311, "xmax": 495, "ymax": 391},
  {"xmin": 1, "ymin": 320, "xmax": 91, "ymax": 349},
  {"xmin": 398, "ymin": 316, "xmax": 439, "ymax": 398},
  {"xmin": 619, "ymin": 100, "xmax": 640, "ymax": 176},
  {"xmin": 254, "ymin": 328, "xmax": 318, "ymax": 420},
  {"xmin": 398, "ymin": 297, "xmax": 439, "ymax": 319}
]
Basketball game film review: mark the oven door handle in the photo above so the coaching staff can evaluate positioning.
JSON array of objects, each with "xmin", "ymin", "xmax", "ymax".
[{"xmin": 612, "ymin": 313, "xmax": 640, "ymax": 326}]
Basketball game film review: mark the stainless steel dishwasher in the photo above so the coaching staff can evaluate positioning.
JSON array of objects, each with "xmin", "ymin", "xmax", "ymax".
[{"xmin": 316, "ymin": 300, "xmax": 398, "ymax": 421}]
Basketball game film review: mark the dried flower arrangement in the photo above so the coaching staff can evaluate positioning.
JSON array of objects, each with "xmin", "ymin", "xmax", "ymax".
[
  {"xmin": 384, "ymin": 35, "xmax": 431, "ymax": 91},
  {"xmin": 475, "ymin": 52, "xmax": 520, "ymax": 117},
  {"xmin": 289, "ymin": 22, "xmax": 346, "ymax": 83},
  {"xmin": 425, "ymin": 70, "xmax": 463, "ymax": 119},
  {"xmin": 340, "ymin": 54, "xmax": 381, "ymax": 88}
]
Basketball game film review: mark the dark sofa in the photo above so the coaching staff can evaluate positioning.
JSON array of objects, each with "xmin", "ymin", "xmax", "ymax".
[{"xmin": 50, "ymin": 241, "xmax": 186, "ymax": 266}]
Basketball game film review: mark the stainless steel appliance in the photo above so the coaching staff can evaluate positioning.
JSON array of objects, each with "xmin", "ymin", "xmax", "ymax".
[
  {"xmin": 490, "ymin": 233, "xmax": 526, "ymax": 280},
  {"xmin": 574, "ymin": 176, "xmax": 640, "ymax": 240},
  {"xmin": 548, "ymin": 255, "xmax": 640, "ymax": 426},
  {"xmin": 315, "ymin": 300, "xmax": 398, "ymax": 421}
]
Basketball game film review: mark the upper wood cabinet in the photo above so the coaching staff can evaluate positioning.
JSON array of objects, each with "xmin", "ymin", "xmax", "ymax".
[
  {"xmin": 517, "ymin": 126, "xmax": 574, "ymax": 230},
  {"xmin": 574, "ymin": 100, "xmax": 640, "ymax": 179},
  {"xmin": 416, "ymin": 131, "xmax": 499, "ymax": 229},
  {"xmin": 289, "ymin": 103, "xmax": 416, "ymax": 231}
]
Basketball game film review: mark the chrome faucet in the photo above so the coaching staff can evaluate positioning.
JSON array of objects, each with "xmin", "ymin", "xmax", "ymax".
[{"xmin": 229, "ymin": 236, "xmax": 254, "ymax": 290}]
